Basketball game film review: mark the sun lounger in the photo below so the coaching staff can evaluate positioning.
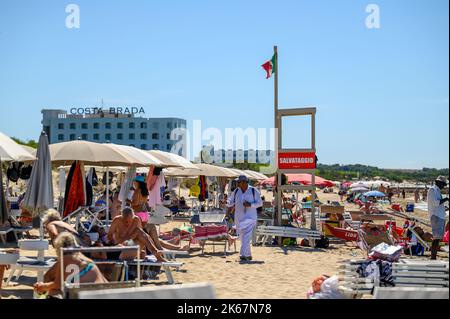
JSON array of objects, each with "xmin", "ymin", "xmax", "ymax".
[
  {"xmin": 127, "ymin": 260, "xmax": 184, "ymax": 284},
  {"xmin": 343, "ymin": 212, "xmax": 361, "ymax": 230},
  {"xmin": 62, "ymin": 206, "xmax": 107, "ymax": 232},
  {"xmin": 5, "ymin": 239, "xmax": 56, "ymax": 286},
  {"xmin": 392, "ymin": 260, "xmax": 449, "ymax": 288},
  {"xmin": 75, "ymin": 282, "xmax": 216, "ymax": 299},
  {"xmin": 338, "ymin": 260, "xmax": 376, "ymax": 299},
  {"xmin": 373, "ymin": 287, "xmax": 449, "ymax": 299},
  {"xmin": 255, "ymin": 225, "xmax": 322, "ymax": 247},
  {"xmin": 0, "ymin": 227, "xmax": 13, "ymax": 245}
]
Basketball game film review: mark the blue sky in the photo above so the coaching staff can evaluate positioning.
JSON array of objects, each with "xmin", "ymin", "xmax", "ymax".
[{"xmin": 0, "ymin": 0, "xmax": 448, "ymax": 169}]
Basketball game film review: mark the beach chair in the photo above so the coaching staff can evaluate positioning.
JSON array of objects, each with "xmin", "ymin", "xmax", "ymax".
[
  {"xmin": 407, "ymin": 226, "xmax": 431, "ymax": 251},
  {"xmin": 5, "ymin": 239, "xmax": 56, "ymax": 286},
  {"xmin": 373, "ymin": 287, "xmax": 449, "ymax": 299},
  {"xmin": 75, "ymin": 282, "xmax": 216, "ymax": 299},
  {"xmin": 127, "ymin": 260, "xmax": 184, "ymax": 284},
  {"xmin": 338, "ymin": 259, "xmax": 377, "ymax": 299},
  {"xmin": 392, "ymin": 260, "xmax": 449, "ymax": 288},
  {"xmin": 343, "ymin": 212, "xmax": 361, "ymax": 230},
  {"xmin": 255, "ymin": 225, "xmax": 322, "ymax": 247},
  {"xmin": 0, "ymin": 227, "xmax": 14, "ymax": 245},
  {"xmin": 66, "ymin": 281, "xmax": 138, "ymax": 299},
  {"xmin": 62, "ymin": 206, "xmax": 107, "ymax": 233}
]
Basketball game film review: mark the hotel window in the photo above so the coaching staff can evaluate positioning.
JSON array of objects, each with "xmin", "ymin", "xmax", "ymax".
[
  {"xmin": 93, "ymin": 134, "xmax": 99, "ymax": 141},
  {"xmin": 93, "ymin": 123, "xmax": 100, "ymax": 129},
  {"xmin": 117, "ymin": 133, "xmax": 123, "ymax": 140},
  {"xmin": 141, "ymin": 144, "xmax": 147, "ymax": 150},
  {"xmin": 117, "ymin": 122, "xmax": 123, "ymax": 129},
  {"xmin": 70, "ymin": 123, "xmax": 76, "ymax": 130},
  {"xmin": 152, "ymin": 144, "xmax": 159, "ymax": 150},
  {"xmin": 167, "ymin": 122, "xmax": 172, "ymax": 129},
  {"xmin": 167, "ymin": 133, "xmax": 171, "ymax": 139},
  {"xmin": 167, "ymin": 144, "xmax": 172, "ymax": 151},
  {"xmin": 69, "ymin": 134, "xmax": 76, "ymax": 141},
  {"xmin": 81, "ymin": 123, "xmax": 88, "ymax": 129},
  {"xmin": 129, "ymin": 122, "xmax": 135, "ymax": 129},
  {"xmin": 153, "ymin": 122, "xmax": 159, "ymax": 129},
  {"xmin": 58, "ymin": 134, "xmax": 64, "ymax": 141},
  {"xmin": 58, "ymin": 123, "xmax": 64, "ymax": 130},
  {"xmin": 105, "ymin": 134, "xmax": 111, "ymax": 141},
  {"xmin": 140, "ymin": 122, "xmax": 147, "ymax": 129},
  {"xmin": 152, "ymin": 133, "xmax": 159, "ymax": 140},
  {"xmin": 140, "ymin": 133, "xmax": 147, "ymax": 140},
  {"xmin": 174, "ymin": 123, "xmax": 178, "ymax": 128},
  {"xmin": 129, "ymin": 144, "xmax": 135, "ymax": 147},
  {"xmin": 81, "ymin": 134, "xmax": 88, "ymax": 140},
  {"xmin": 105, "ymin": 123, "xmax": 112, "ymax": 129},
  {"xmin": 129, "ymin": 133, "xmax": 135, "ymax": 140}
]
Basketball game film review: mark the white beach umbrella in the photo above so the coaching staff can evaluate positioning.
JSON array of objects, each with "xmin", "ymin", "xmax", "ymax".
[
  {"xmin": 163, "ymin": 166, "xmax": 202, "ymax": 177},
  {"xmin": 50, "ymin": 140, "xmax": 157, "ymax": 167},
  {"xmin": 244, "ymin": 170, "xmax": 268, "ymax": 181},
  {"xmin": 0, "ymin": 131, "xmax": 35, "ymax": 162},
  {"xmin": 103, "ymin": 144, "xmax": 164, "ymax": 167},
  {"xmin": 195, "ymin": 164, "xmax": 240, "ymax": 178},
  {"xmin": 148, "ymin": 150, "xmax": 197, "ymax": 169}
]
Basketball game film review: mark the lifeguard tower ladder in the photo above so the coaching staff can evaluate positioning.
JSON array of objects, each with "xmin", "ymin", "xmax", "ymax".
[{"xmin": 275, "ymin": 107, "xmax": 318, "ymax": 230}]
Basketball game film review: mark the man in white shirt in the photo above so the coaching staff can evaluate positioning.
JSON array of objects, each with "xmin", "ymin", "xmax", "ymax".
[
  {"xmin": 427, "ymin": 176, "xmax": 449, "ymax": 260},
  {"xmin": 227, "ymin": 175, "xmax": 263, "ymax": 261}
]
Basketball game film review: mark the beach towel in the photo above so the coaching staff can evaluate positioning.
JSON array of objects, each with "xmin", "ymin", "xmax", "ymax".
[{"xmin": 64, "ymin": 161, "xmax": 87, "ymax": 217}]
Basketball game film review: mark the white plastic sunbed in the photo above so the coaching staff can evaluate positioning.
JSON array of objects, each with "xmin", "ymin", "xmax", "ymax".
[
  {"xmin": 5, "ymin": 239, "xmax": 56, "ymax": 286},
  {"xmin": 75, "ymin": 283, "xmax": 216, "ymax": 299}
]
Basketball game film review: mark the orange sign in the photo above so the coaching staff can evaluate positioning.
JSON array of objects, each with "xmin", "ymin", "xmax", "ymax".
[{"xmin": 278, "ymin": 152, "xmax": 316, "ymax": 170}]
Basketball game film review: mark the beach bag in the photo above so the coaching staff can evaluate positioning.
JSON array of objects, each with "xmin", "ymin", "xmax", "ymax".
[
  {"xmin": 19, "ymin": 165, "xmax": 32, "ymax": 180},
  {"xmin": 7, "ymin": 163, "xmax": 20, "ymax": 182},
  {"xmin": 315, "ymin": 235, "xmax": 330, "ymax": 249}
]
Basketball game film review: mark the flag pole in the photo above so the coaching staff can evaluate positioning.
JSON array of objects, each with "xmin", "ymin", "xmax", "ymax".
[{"xmin": 273, "ymin": 45, "xmax": 282, "ymax": 229}]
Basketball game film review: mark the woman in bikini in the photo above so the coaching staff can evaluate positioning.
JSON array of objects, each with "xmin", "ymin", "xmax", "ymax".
[{"xmin": 34, "ymin": 232, "xmax": 108, "ymax": 297}]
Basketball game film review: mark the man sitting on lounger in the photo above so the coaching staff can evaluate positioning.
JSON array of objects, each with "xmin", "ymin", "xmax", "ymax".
[{"xmin": 106, "ymin": 207, "xmax": 188, "ymax": 262}]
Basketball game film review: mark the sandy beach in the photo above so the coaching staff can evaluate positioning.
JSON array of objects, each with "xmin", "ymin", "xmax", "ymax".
[{"xmin": 2, "ymin": 188, "xmax": 447, "ymax": 300}]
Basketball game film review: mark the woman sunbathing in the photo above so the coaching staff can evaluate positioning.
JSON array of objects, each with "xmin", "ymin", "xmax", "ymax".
[{"xmin": 34, "ymin": 232, "xmax": 108, "ymax": 297}]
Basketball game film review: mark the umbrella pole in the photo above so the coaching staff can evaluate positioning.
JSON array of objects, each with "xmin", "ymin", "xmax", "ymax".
[
  {"xmin": 106, "ymin": 166, "xmax": 110, "ymax": 225},
  {"xmin": 39, "ymin": 214, "xmax": 44, "ymax": 240}
]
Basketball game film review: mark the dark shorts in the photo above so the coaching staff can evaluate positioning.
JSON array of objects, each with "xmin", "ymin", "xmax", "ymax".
[{"xmin": 431, "ymin": 216, "xmax": 446, "ymax": 239}]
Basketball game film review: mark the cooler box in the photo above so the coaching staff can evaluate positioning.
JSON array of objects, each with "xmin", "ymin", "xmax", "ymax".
[
  {"xmin": 406, "ymin": 203, "xmax": 414, "ymax": 213},
  {"xmin": 391, "ymin": 203, "xmax": 401, "ymax": 212}
]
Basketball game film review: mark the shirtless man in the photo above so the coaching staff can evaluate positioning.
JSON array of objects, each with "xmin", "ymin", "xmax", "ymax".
[{"xmin": 107, "ymin": 207, "xmax": 168, "ymax": 262}]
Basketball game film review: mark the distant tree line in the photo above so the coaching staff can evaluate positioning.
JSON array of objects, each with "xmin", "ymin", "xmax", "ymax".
[
  {"xmin": 11, "ymin": 137, "xmax": 38, "ymax": 149},
  {"xmin": 316, "ymin": 163, "xmax": 449, "ymax": 183}
]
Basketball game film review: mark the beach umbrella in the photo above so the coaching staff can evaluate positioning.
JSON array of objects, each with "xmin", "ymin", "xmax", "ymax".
[
  {"xmin": 195, "ymin": 164, "xmax": 239, "ymax": 178},
  {"xmin": 0, "ymin": 159, "xmax": 8, "ymax": 225},
  {"xmin": 22, "ymin": 132, "xmax": 54, "ymax": 237},
  {"xmin": 20, "ymin": 145, "xmax": 37, "ymax": 157},
  {"xmin": 363, "ymin": 191, "xmax": 386, "ymax": 198},
  {"xmin": 163, "ymin": 166, "xmax": 202, "ymax": 177},
  {"xmin": 350, "ymin": 182, "xmax": 370, "ymax": 188},
  {"xmin": 349, "ymin": 186, "xmax": 369, "ymax": 193},
  {"xmin": 148, "ymin": 150, "xmax": 198, "ymax": 169},
  {"xmin": 50, "ymin": 140, "xmax": 157, "ymax": 167},
  {"xmin": 0, "ymin": 131, "xmax": 35, "ymax": 162},
  {"xmin": 103, "ymin": 143, "xmax": 164, "ymax": 167},
  {"xmin": 244, "ymin": 170, "xmax": 268, "ymax": 181}
]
